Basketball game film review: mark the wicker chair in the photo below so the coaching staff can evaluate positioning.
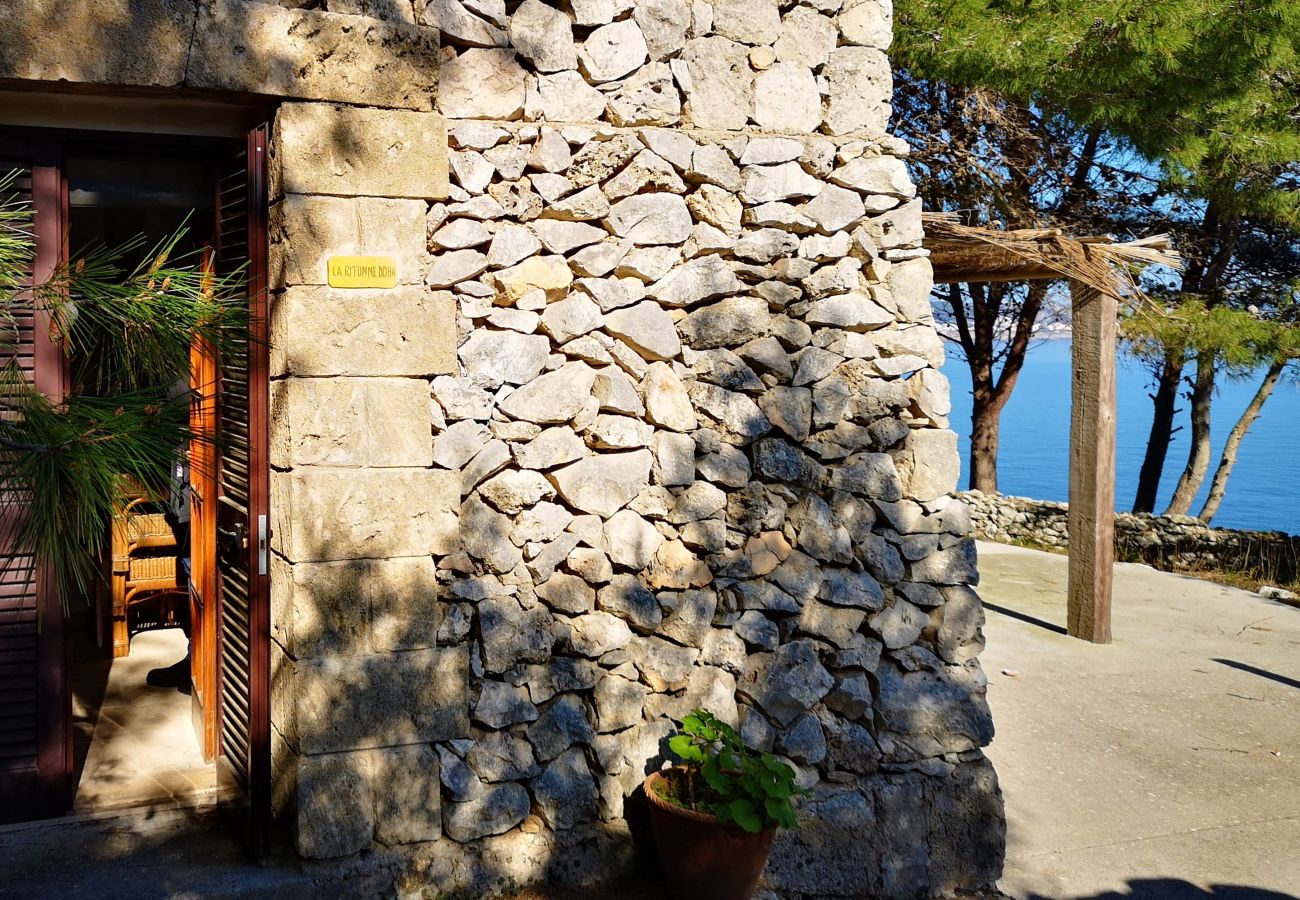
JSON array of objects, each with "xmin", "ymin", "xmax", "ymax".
[{"xmin": 109, "ymin": 495, "xmax": 185, "ymax": 658}]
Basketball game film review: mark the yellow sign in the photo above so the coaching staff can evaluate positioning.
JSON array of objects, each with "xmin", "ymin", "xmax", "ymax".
[{"xmin": 327, "ymin": 255, "xmax": 398, "ymax": 289}]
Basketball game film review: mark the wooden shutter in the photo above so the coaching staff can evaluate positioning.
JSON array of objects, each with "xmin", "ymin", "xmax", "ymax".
[
  {"xmin": 0, "ymin": 157, "xmax": 70, "ymax": 822},
  {"xmin": 212, "ymin": 125, "xmax": 271, "ymax": 856}
]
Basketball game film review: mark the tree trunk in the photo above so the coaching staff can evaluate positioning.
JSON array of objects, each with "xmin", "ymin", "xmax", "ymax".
[
  {"xmin": 1132, "ymin": 351, "xmax": 1183, "ymax": 513},
  {"xmin": 1164, "ymin": 350, "xmax": 1216, "ymax": 515},
  {"xmin": 1197, "ymin": 361, "xmax": 1286, "ymax": 523},
  {"xmin": 968, "ymin": 395, "xmax": 1002, "ymax": 493}
]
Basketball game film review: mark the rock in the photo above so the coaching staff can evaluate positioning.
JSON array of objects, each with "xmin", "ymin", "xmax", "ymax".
[
  {"xmin": 659, "ymin": 589, "xmax": 718, "ymax": 647},
  {"xmin": 876, "ymin": 663, "xmax": 994, "ymax": 759},
  {"xmin": 540, "ymin": 293, "xmax": 604, "ymax": 344},
  {"xmin": 753, "ymin": 63, "xmax": 822, "ymax": 132},
  {"xmin": 594, "ymin": 366, "xmax": 645, "ymax": 415},
  {"xmin": 532, "ymin": 220, "xmax": 606, "ymax": 255},
  {"xmin": 907, "ymin": 539, "xmax": 978, "ymax": 585},
  {"xmin": 645, "ymin": 540, "xmax": 712, "ymax": 589},
  {"xmin": 587, "ymin": 414, "xmax": 653, "ymax": 450},
  {"xmin": 823, "ymin": 46, "xmax": 891, "ymax": 136},
  {"xmin": 735, "ymin": 610, "xmax": 780, "ymax": 649},
  {"xmin": 830, "ymin": 155, "xmax": 914, "ymax": 196},
  {"xmin": 568, "ymin": 135, "xmax": 643, "ymax": 188},
  {"xmin": 652, "ymin": 431, "xmax": 696, "ymax": 487},
  {"xmin": 686, "ymin": 185, "xmax": 744, "ymax": 236},
  {"xmin": 868, "ymin": 598, "xmax": 927, "ymax": 649},
  {"xmin": 533, "ymin": 748, "xmax": 600, "ymax": 831},
  {"xmin": 543, "ymin": 184, "xmax": 611, "ymax": 222},
  {"xmin": 434, "ymin": 420, "xmax": 488, "ymax": 470},
  {"xmin": 567, "ymin": 546, "xmax": 614, "ymax": 584},
  {"xmin": 617, "ymin": 246, "xmax": 681, "ymax": 282},
  {"xmin": 439, "ymin": 49, "xmax": 527, "ymax": 120},
  {"xmin": 578, "ymin": 276, "xmax": 642, "ymax": 312},
  {"xmin": 579, "ymin": 20, "xmax": 649, "ymax": 83},
  {"xmin": 607, "ymin": 194, "xmax": 693, "ymax": 246},
  {"xmin": 779, "ymin": 712, "xmax": 827, "ymax": 765},
  {"xmin": 642, "ymin": 362, "xmax": 697, "ymax": 431},
  {"xmin": 798, "ymin": 601, "xmax": 867, "ymax": 648},
  {"xmin": 527, "ymin": 694, "xmax": 596, "ymax": 763},
  {"xmin": 458, "ymin": 329, "xmax": 551, "ymax": 388},
  {"xmin": 607, "ymin": 62, "xmax": 683, "ymax": 127},
  {"xmin": 668, "ymin": 482, "xmax": 727, "ymax": 524},
  {"xmin": 461, "ymin": 494, "xmax": 524, "ymax": 574},
  {"xmin": 839, "ymin": 0, "xmax": 892, "ymax": 49},
  {"xmin": 688, "ymin": 382, "xmax": 771, "ymax": 444},
  {"xmin": 648, "ymin": 254, "xmax": 741, "ymax": 307},
  {"xmin": 536, "ymin": 571, "xmax": 597, "ymax": 615},
  {"xmin": 602, "ymin": 509, "xmax": 666, "ymax": 570},
  {"xmin": 743, "ymin": 640, "xmax": 834, "ymax": 727},
  {"xmin": 806, "ymin": 293, "xmax": 893, "ymax": 331},
  {"xmin": 549, "ymin": 450, "xmax": 653, "ymax": 517},
  {"xmin": 693, "ymin": 349, "xmax": 763, "ymax": 393},
  {"xmin": 474, "ymin": 680, "xmax": 539, "ymax": 729},
  {"xmin": 633, "ymin": 0, "xmax": 692, "ymax": 59},
  {"xmin": 696, "ymin": 439, "xmax": 751, "ymax": 488},
  {"xmin": 524, "ymin": 657, "xmax": 602, "ymax": 705},
  {"xmin": 712, "ymin": 0, "xmax": 781, "ymax": 44},
  {"xmin": 427, "ymin": 249, "xmax": 488, "ymax": 288},
  {"xmin": 678, "ymin": 296, "xmax": 769, "ymax": 349},
  {"xmin": 630, "ymin": 635, "xmax": 699, "ymax": 691},
  {"xmin": 500, "ymin": 362, "xmax": 597, "ymax": 424},
  {"xmin": 690, "ymin": 143, "xmax": 742, "ymax": 191},
  {"xmin": 444, "ymin": 782, "xmax": 531, "ymax": 842},
  {"xmin": 803, "ymin": 184, "xmax": 867, "ymax": 233},
  {"xmin": 775, "ymin": 6, "xmax": 838, "ymax": 68},
  {"xmin": 596, "ymin": 574, "xmax": 661, "ymax": 633},
  {"xmin": 422, "ymin": 0, "xmax": 507, "ymax": 46},
  {"xmin": 681, "ymin": 37, "xmax": 753, "ymax": 130},
  {"xmin": 478, "ymin": 596, "xmax": 554, "ymax": 674},
  {"xmin": 509, "ymin": 0, "xmax": 576, "ymax": 72},
  {"xmin": 437, "ymin": 745, "xmax": 483, "ymax": 802},
  {"xmin": 897, "ymin": 429, "xmax": 960, "ymax": 502},
  {"xmin": 820, "ymin": 569, "xmax": 886, "ymax": 611},
  {"xmin": 433, "ymin": 217, "xmax": 493, "ymax": 250},
  {"xmin": 594, "ymin": 674, "xmax": 647, "ymax": 732},
  {"xmin": 604, "ymin": 149, "xmax": 687, "ymax": 200},
  {"xmin": 479, "ymin": 469, "xmax": 556, "ymax": 514},
  {"xmin": 759, "ymin": 386, "xmax": 812, "ymax": 442},
  {"xmin": 569, "ymin": 612, "xmax": 635, "ymax": 657},
  {"xmin": 740, "ymin": 162, "xmax": 823, "ymax": 204},
  {"xmin": 820, "ymin": 715, "xmax": 880, "ymax": 775},
  {"xmin": 487, "ymin": 223, "xmax": 543, "ymax": 268},
  {"xmin": 604, "ymin": 302, "xmax": 682, "ymax": 362},
  {"xmin": 492, "ymin": 255, "xmax": 574, "ymax": 302},
  {"xmin": 514, "ymin": 427, "xmax": 586, "ymax": 470},
  {"xmin": 527, "ymin": 70, "xmax": 608, "ymax": 122}
]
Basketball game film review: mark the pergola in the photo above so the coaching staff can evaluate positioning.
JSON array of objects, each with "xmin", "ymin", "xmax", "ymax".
[{"xmin": 923, "ymin": 214, "xmax": 1181, "ymax": 643}]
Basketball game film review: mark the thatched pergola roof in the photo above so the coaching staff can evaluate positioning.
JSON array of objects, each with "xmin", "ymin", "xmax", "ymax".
[{"xmin": 923, "ymin": 213, "xmax": 1181, "ymax": 298}]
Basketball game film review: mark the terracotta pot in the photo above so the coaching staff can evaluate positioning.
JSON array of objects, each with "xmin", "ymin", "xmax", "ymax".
[{"xmin": 643, "ymin": 770, "xmax": 776, "ymax": 900}]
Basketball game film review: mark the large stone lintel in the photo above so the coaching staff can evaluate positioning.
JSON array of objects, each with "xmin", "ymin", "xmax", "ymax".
[{"xmin": 0, "ymin": 1, "xmax": 440, "ymax": 111}]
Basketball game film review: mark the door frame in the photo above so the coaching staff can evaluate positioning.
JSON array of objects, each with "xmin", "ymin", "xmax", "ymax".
[{"xmin": 0, "ymin": 125, "xmax": 273, "ymax": 834}]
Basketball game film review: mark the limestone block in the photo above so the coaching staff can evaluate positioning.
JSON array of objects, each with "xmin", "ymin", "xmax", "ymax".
[
  {"xmin": 271, "ymin": 468, "xmax": 459, "ymax": 562},
  {"xmin": 279, "ymin": 559, "xmax": 370, "ymax": 659},
  {"xmin": 271, "ymin": 377, "xmax": 432, "ymax": 468},
  {"xmin": 632, "ymin": 0, "xmax": 692, "ymax": 60},
  {"xmin": 270, "ymin": 195, "xmax": 427, "ymax": 288},
  {"xmin": 822, "ymin": 46, "xmax": 892, "ymax": 136},
  {"xmin": 420, "ymin": 0, "xmax": 507, "ymax": 45},
  {"xmin": 579, "ymin": 20, "xmax": 649, "ymax": 83},
  {"xmin": 271, "ymin": 104, "xmax": 449, "ymax": 201},
  {"xmin": 368, "ymin": 556, "xmax": 444, "ymax": 652},
  {"xmin": 712, "ymin": 0, "xmax": 781, "ymax": 45},
  {"xmin": 295, "ymin": 751, "xmax": 374, "ymax": 858},
  {"xmin": 437, "ymin": 48, "xmax": 527, "ymax": 119},
  {"xmin": 838, "ymin": 0, "xmax": 893, "ymax": 50},
  {"xmin": 292, "ymin": 646, "xmax": 470, "ymax": 754},
  {"xmin": 271, "ymin": 287, "xmax": 454, "ymax": 377},
  {"xmin": 369, "ymin": 744, "xmax": 442, "ymax": 845},
  {"xmin": 0, "ymin": 0, "xmax": 192, "ymax": 89},
  {"xmin": 188, "ymin": 1, "xmax": 440, "ymax": 110},
  {"xmin": 509, "ymin": 0, "xmax": 577, "ymax": 73},
  {"xmin": 774, "ymin": 7, "xmax": 838, "ymax": 68},
  {"xmin": 752, "ymin": 63, "xmax": 822, "ymax": 133},
  {"xmin": 897, "ymin": 428, "xmax": 960, "ymax": 502},
  {"xmin": 681, "ymin": 37, "xmax": 753, "ymax": 131}
]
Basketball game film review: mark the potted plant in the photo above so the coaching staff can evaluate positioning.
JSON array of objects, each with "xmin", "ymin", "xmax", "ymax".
[{"xmin": 643, "ymin": 709, "xmax": 801, "ymax": 900}]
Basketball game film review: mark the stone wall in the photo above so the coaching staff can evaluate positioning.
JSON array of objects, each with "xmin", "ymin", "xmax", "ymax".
[
  {"xmin": 264, "ymin": 2, "xmax": 1005, "ymax": 898},
  {"xmin": 961, "ymin": 490, "xmax": 1300, "ymax": 586}
]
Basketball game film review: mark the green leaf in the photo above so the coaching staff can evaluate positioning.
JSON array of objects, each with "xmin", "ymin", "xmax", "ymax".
[
  {"xmin": 669, "ymin": 734, "xmax": 704, "ymax": 763},
  {"xmin": 728, "ymin": 798, "xmax": 763, "ymax": 834}
]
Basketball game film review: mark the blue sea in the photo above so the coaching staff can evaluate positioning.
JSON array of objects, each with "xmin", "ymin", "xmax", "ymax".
[{"xmin": 942, "ymin": 340, "xmax": 1300, "ymax": 535}]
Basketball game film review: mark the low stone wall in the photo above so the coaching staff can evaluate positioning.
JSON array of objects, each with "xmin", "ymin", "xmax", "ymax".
[{"xmin": 960, "ymin": 490, "xmax": 1300, "ymax": 584}]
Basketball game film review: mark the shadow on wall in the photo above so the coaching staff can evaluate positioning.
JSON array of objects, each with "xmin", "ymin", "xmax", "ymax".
[{"xmin": 1029, "ymin": 882, "xmax": 1300, "ymax": 900}]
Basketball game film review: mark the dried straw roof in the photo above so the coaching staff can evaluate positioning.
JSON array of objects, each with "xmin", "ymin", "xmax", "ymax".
[{"xmin": 923, "ymin": 212, "xmax": 1181, "ymax": 300}]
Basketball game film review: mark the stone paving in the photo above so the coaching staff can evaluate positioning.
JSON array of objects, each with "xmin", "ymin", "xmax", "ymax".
[{"xmin": 978, "ymin": 542, "xmax": 1300, "ymax": 899}]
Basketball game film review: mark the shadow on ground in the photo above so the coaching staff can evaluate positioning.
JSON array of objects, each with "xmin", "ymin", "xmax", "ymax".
[{"xmin": 1029, "ymin": 880, "xmax": 1300, "ymax": 900}]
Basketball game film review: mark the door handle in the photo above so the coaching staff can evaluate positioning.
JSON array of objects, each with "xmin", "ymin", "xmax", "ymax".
[{"xmin": 257, "ymin": 514, "xmax": 268, "ymax": 576}]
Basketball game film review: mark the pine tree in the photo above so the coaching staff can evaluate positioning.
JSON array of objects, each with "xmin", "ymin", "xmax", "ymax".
[{"xmin": 0, "ymin": 170, "xmax": 243, "ymax": 606}]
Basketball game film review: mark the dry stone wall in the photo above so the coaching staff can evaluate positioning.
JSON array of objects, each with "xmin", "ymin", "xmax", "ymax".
[
  {"xmin": 266, "ymin": 1, "xmax": 1005, "ymax": 898},
  {"xmin": 962, "ymin": 490, "xmax": 1300, "ymax": 585}
]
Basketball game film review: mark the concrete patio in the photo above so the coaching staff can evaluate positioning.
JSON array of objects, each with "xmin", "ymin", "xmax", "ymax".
[{"xmin": 979, "ymin": 541, "xmax": 1300, "ymax": 899}]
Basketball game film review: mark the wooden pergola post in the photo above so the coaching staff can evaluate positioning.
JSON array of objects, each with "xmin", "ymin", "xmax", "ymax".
[{"xmin": 1066, "ymin": 284, "xmax": 1116, "ymax": 643}]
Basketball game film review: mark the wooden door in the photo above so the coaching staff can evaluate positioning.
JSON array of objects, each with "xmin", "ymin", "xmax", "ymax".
[
  {"xmin": 189, "ymin": 250, "xmax": 219, "ymax": 762},
  {"xmin": 211, "ymin": 125, "xmax": 272, "ymax": 857},
  {"xmin": 0, "ymin": 153, "xmax": 71, "ymax": 822}
]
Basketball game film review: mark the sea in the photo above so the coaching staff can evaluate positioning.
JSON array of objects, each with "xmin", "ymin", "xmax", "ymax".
[{"xmin": 941, "ymin": 340, "xmax": 1300, "ymax": 535}]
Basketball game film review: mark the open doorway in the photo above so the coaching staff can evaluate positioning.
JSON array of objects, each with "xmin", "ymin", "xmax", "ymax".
[{"xmin": 62, "ymin": 149, "xmax": 219, "ymax": 812}]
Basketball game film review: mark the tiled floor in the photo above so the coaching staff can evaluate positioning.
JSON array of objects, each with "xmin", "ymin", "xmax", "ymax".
[{"xmin": 71, "ymin": 628, "xmax": 216, "ymax": 812}]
